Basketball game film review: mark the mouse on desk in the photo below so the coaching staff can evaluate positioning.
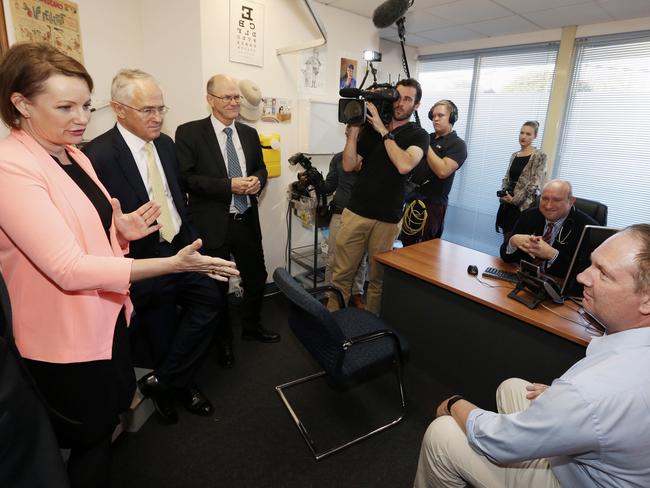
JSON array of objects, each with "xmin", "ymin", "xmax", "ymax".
[{"xmin": 467, "ymin": 264, "xmax": 479, "ymax": 276}]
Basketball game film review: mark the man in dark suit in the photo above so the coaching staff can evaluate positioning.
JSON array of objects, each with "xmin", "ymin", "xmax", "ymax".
[
  {"xmin": 500, "ymin": 179, "xmax": 597, "ymax": 277},
  {"xmin": 175, "ymin": 74, "xmax": 280, "ymax": 357},
  {"xmin": 84, "ymin": 69, "xmax": 223, "ymax": 424}
]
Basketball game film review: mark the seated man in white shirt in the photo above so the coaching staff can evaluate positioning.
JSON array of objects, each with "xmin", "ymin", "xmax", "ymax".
[{"xmin": 415, "ymin": 223, "xmax": 650, "ymax": 488}]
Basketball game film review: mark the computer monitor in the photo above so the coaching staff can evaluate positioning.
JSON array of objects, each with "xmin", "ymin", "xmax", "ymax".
[{"xmin": 561, "ymin": 225, "xmax": 619, "ymax": 299}]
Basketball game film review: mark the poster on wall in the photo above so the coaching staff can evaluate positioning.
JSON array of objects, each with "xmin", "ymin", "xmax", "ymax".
[
  {"xmin": 10, "ymin": 0, "xmax": 83, "ymax": 62},
  {"xmin": 229, "ymin": 0, "xmax": 264, "ymax": 67},
  {"xmin": 339, "ymin": 58, "xmax": 358, "ymax": 89},
  {"xmin": 261, "ymin": 97, "xmax": 291, "ymax": 123},
  {"xmin": 299, "ymin": 47, "xmax": 326, "ymax": 96}
]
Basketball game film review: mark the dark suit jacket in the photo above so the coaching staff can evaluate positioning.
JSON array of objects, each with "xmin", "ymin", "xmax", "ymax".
[
  {"xmin": 0, "ymin": 272, "xmax": 69, "ymax": 488},
  {"xmin": 83, "ymin": 125, "xmax": 197, "ymax": 259},
  {"xmin": 500, "ymin": 206, "xmax": 598, "ymax": 277},
  {"xmin": 175, "ymin": 117, "xmax": 268, "ymax": 250}
]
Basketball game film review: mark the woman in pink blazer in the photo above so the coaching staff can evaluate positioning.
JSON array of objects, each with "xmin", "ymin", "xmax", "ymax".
[{"xmin": 0, "ymin": 43, "xmax": 237, "ymax": 487}]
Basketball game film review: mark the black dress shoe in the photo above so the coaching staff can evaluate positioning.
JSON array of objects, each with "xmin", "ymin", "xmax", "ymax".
[
  {"xmin": 241, "ymin": 326, "xmax": 281, "ymax": 343},
  {"xmin": 137, "ymin": 373, "xmax": 178, "ymax": 424},
  {"xmin": 183, "ymin": 385, "xmax": 214, "ymax": 416},
  {"xmin": 217, "ymin": 341, "xmax": 235, "ymax": 369}
]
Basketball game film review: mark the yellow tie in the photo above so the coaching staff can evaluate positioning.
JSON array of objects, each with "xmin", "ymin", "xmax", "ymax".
[{"xmin": 144, "ymin": 142, "xmax": 175, "ymax": 243}]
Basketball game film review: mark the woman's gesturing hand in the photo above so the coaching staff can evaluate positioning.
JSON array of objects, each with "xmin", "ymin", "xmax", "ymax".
[
  {"xmin": 112, "ymin": 198, "xmax": 162, "ymax": 245},
  {"xmin": 174, "ymin": 239, "xmax": 239, "ymax": 281}
]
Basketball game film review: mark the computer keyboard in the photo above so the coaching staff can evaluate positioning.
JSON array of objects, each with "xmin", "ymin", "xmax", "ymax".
[{"xmin": 482, "ymin": 267, "xmax": 519, "ymax": 284}]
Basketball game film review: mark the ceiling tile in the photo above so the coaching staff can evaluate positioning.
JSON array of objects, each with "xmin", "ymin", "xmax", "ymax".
[
  {"xmin": 492, "ymin": 0, "xmax": 589, "ymax": 14},
  {"xmin": 523, "ymin": 2, "xmax": 613, "ymax": 28},
  {"xmin": 596, "ymin": 0, "xmax": 650, "ymax": 20},
  {"xmin": 467, "ymin": 14, "xmax": 541, "ymax": 36},
  {"xmin": 317, "ymin": 0, "xmax": 650, "ymax": 49},
  {"xmin": 403, "ymin": 11, "xmax": 452, "ymax": 32},
  {"xmin": 408, "ymin": 0, "xmax": 461, "ymax": 10},
  {"xmin": 427, "ymin": 0, "xmax": 513, "ymax": 23},
  {"xmin": 417, "ymin": 25, "xmax": 488, "ymax": 43},
  {"xmin": 325, "ymin": 0, "xmax": 376, "ymax": 17}
]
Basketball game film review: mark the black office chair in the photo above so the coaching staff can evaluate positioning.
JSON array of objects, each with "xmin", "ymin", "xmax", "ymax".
[
  {"xmin": 272, "ymin": 267, "xmax": 408, "ymax": 460},
  {"xmin": 532, "ymin": 195, "xmax": 608, "ymax": 226},
  {"xmin": 573, "ymin": 197, "xmax": 608, "ymax": 226}
]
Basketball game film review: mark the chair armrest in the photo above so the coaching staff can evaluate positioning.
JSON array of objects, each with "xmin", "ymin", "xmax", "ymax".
[
  {"xmin": 342, "ymin": 329, "xmax": 404, "ymax": 364},
  {"xmin": 308, "ymin": 285, "xmax": 345, "ymax": 309}
]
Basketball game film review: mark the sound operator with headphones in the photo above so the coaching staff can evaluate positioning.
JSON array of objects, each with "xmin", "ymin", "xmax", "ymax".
[
  {"xmin": 399, "ymin": 99, "xmax": 467, "ymax": 246},
  {"xmin": 500, "ymin": 179, "xmax": 597, "ymax": 277}
]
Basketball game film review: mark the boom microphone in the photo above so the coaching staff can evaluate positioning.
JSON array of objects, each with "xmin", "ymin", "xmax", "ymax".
[{"xmin": 372, "ymin": 0, "xmax": 412, "ymax": 29}]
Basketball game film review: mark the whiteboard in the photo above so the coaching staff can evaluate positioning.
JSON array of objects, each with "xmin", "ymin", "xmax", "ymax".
[{"xmin": 299, "ymin": 100, "xmax": 346, "ymax": 154}]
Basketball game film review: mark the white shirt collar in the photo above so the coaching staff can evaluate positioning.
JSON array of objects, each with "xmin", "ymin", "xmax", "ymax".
[
  {"xmin": 587, "ymin": 326, "xmax": 650, "ymax": 356},
  {"xmin": 210, "ymin": 114, "xmax": 236, "ymax": 135},
  {"xmin": 545, "ymin": 214, "xmax": 568, "ymax": 228},
  {"xmin": 116, "ymin": 122, "xmax": 150, "ymax": 154}
]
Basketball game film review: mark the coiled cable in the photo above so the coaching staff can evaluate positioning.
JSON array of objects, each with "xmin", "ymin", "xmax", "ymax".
[{"xmin": 401, "ymin": 199, "xmax": 428, "ymax": 236}]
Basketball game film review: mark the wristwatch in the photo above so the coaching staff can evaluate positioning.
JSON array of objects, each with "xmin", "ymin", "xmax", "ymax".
[
  {"xmin": 382, "ymin": 131, "xmax": 395, "ymax": 141},
  {"xmin": 446, "ymin": 395, "xmax": 464, "ymax": 414}
]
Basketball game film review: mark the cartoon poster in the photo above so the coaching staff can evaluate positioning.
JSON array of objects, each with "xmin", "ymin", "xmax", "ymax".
[
  {"xmin": 10, "ymin": 0, "xmax": 83, "ymax": 62},
  {"xmin": 229, "ymin": 0, "xmax": 264, "ymax": 67}
]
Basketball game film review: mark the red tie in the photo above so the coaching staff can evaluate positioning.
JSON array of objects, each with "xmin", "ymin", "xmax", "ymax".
[
  {"xmin": 542, "ymin": 222, "xmax": 555, "ymax": 244},
  {"xmin": 533, "ymin": 222, "xmax": 555, "ymax": 269}
]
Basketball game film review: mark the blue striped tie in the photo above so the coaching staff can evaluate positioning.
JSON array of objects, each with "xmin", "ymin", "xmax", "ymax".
[{"xmin": 224, "ymin": 127, "xmax": 249, "ymax": 214}]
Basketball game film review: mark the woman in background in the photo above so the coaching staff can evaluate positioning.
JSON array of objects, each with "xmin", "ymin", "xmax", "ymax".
[
  {"xmin": 495, "ymin": 121, "xmax": 547, "ymax": 242},
  {"xmin": 0, "ymin": 42, "xmax": 237, "ymax": 487}
]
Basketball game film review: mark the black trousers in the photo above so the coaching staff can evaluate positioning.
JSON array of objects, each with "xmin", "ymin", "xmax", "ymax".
[
  {"xmin": 25, "ymin": 312, "xmax": 134, "ymax": 488},
  {"xmin": 206, "ymin": 211, "xmax": 267, "ymax": 334},
  {"xmin": 129, "ymin": 241, "xmax": 226, "ymax": 388}
]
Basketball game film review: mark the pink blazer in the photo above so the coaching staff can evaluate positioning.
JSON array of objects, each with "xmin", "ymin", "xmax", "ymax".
[{"xmin": 0, "ymin": 130, "xmax": 133, "ymax": 363}]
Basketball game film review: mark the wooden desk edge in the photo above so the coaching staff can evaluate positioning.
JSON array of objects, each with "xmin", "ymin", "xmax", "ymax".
[{"xmin": 377, "ymin": 245, "xmax": 592, "ymax": 348}]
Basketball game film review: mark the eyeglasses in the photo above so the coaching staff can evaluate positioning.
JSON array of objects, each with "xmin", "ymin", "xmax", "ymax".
[
  {"xmin": 115, "ymin": 101, "xmax": 170, "ymax": 116},
  {"xmin": 208, "ymin": 93, "xmax": 242, "ymax": 103}
]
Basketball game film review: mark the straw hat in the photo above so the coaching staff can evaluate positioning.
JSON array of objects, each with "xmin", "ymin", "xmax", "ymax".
[{"xmin": 238, "ymin": 79, "xmax": 262, "ymax": 121}]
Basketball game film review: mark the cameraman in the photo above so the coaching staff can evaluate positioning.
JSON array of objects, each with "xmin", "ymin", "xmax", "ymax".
[
  {"xmin": 399, "ymin": 100, "xmax": 467, "ymax": 246},
  {"xmin": 328, "ymin": 78, "xmax": 430, "ymax": 314}
]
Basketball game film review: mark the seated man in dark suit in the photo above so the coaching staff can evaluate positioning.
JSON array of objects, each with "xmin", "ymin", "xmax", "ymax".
[
  {"xmin": 500, "ymin": 179, "xmax": 597, "ymax": 277},
  {"xmin": 84, "ymin": 69, "xmax": 226, "ymax": 424}
]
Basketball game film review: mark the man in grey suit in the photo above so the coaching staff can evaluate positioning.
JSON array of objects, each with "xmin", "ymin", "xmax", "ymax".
[{"xmin": 175, "ymin": 74, "xmax": 280, "ymax": 368}]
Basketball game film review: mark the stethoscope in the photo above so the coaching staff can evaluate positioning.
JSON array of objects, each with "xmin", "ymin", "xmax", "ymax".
[{"xmin": 555, "ymin": 218, "xmax": 574, "ymax": 245}]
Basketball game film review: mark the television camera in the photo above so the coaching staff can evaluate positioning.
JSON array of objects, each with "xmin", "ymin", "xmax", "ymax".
[{"xmin": 338, "ymin": 84, "xmax": 399, "ymax": 126}]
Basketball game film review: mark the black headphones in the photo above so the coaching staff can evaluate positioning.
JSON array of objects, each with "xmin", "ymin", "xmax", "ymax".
[{"xmin": 428, "ymin": 99, "xmax": 458, "ymax": 125}]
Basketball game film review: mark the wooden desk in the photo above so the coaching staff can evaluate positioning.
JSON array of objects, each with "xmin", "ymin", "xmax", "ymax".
[{"xmin": 376, "ymin": 239, "xmax": 596, "ymax": 408}]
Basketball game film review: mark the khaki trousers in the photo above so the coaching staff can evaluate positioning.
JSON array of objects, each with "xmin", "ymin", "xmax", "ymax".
[
  {"xmin": 327, "ymin": 209, "xmax": 400, "ymax": 315},
  {"xmin": 414, "ymin": 378, "xmax": 561, "ymax": 488},
  {"xmin": 325, "ymin": 213, "xmax": 367, "ymax": 296}
]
